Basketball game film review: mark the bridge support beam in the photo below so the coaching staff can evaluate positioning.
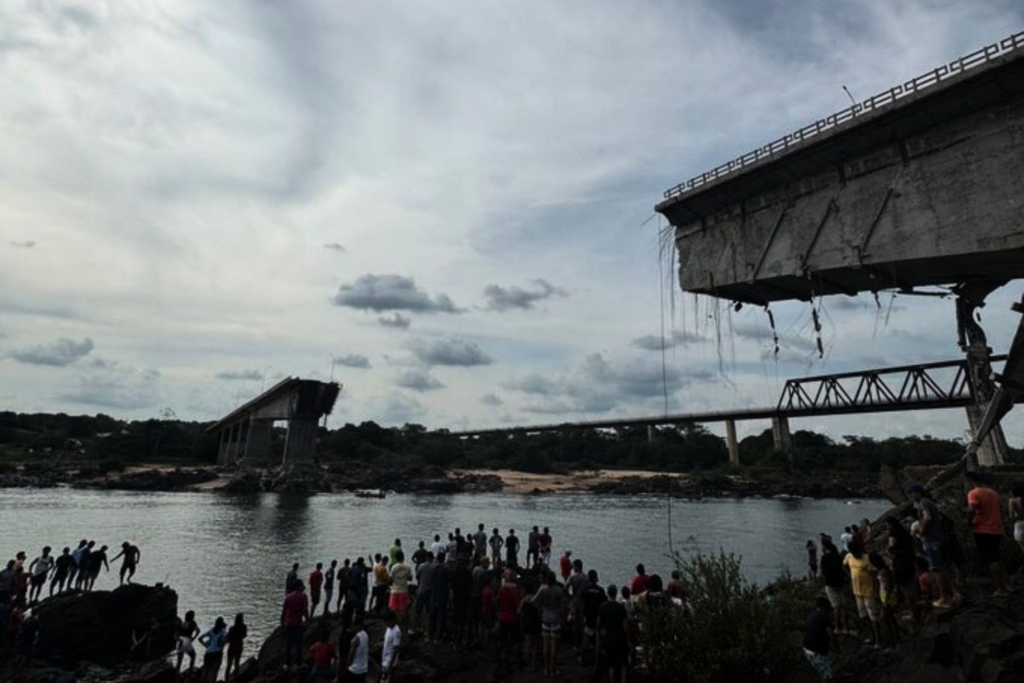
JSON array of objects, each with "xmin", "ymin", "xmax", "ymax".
[
  {"xmin": 772, "ymin": 416, "xmax": 792, "ymax": 455},
  {"xmin": 725, "ymin": 420, "xmax": 739, "ymax": 465},
  {"xmin": 283, "ymin": 418, "xmax": 318, "ymax": 463}
]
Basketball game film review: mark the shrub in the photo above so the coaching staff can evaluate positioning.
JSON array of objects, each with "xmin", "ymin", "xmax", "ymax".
[{"xmin": 640, "ymin": 550, "xmax": 816, "ymax": 683}]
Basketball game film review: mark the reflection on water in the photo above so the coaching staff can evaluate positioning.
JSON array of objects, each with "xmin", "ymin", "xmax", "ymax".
[{"xmin": 0, "ymin": 489, "xmax": 889, "ymax": 645}]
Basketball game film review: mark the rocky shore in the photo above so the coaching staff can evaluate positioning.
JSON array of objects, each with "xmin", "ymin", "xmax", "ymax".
[{"xmin": 0, "ymin": 463, "xmax": 883, "ymax": 499}]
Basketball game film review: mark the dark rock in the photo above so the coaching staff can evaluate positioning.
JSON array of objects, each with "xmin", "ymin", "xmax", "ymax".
[
  {"xmin": 0, "ymin": 472, "xmax": 59, "ymax": 488},
  {"xmin": 115, "ymin": 659, "xmax": 176, "ymax": 683},
  {"xmin": 222, "ymin": 470, "xmax": 263, "ymax": 493},
  {"xmin": 234, "ymin": 657, "xmax": 259, "ymax": 683},
  {"xmin": 75, "ymin": 469, "xmax": 216, "ymax": 492},
  {"xmin": 34, "ymin": 583, "xmax": 178, "ymax": 667}
]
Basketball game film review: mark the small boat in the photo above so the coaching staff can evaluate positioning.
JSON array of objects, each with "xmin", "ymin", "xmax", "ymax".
[{"xmin": 355, "ymin": 489, "xmax": 386, "ymax": 499}]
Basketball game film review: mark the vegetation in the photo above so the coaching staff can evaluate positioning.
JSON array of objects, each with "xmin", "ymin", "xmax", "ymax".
[
  {"xmin": 0, "ymin": 409, "xmax": 1020, "ymax": 474},
  {"xmin": 641, "ymin": 551, "xmax": 816, "ymax": 683}
]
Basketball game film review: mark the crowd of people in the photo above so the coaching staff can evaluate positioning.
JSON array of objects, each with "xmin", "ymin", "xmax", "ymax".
[
  {"xmin": 800, "ymin": 473, "xmax": 1024, "ymax": 681},
  {"xmin": 271, "ymin": 523, "xmax": 686, "ymax": 682},
  {"xmin": 0, "ymin": 539, "xmax": 141, "ymax": 667}
]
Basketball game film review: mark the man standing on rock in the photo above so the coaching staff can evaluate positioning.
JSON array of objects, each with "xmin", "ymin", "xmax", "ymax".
[
  {"xmin": 965, "ymin": 470, "xmax": 1011, "ymax": 597},
  {"xmin": 27, "ymin": 546, "xmax": 54, "ymax": 603},
  {"xmin": 907, "ymin": 485, "xmax": 955, "ymax": 609},
  {"xmin": 49, "ymin": 547, "xmax": 73, "ymax": 596},
  {"xmin": 285, "ymin": 562, "xmax": 300, "ymax": 595},
  {"xmin": 346, "ymin": 614, "xmax": 370, "ymax": 683},
  {"xmin": 538, "ymin": 527, "xmax": 553, "ymax": 567},
  {"xmin": 388, "ymin": 550, "xmax": 414, "ymax": 634},
  {"xmin": 527, "ymin": 526, "xmax": 540, "ymax": 568},
  {"xmin": 473, "ymin": 524, "xmax": 488, "ymax": 561},
  {"xmin": 280, "ymin": 579, "xmax": 309, "ymax": 671},
  {"xmin": 505, "ymin": 529, "xmax": 520, "ymax": 568},
  {"xmin": 309, "ymin": 562, "xmax": 324, "ymax": 616},
  {"xmin": 323, "ymin": 560, "xmax": 337, "ymax": 615},
  {"xmin": 489, "ymin": 528, "xmax": 504, "ymax": 565},
  {"xmin": 110, "ymin": 541, "xmax": 141, "ymax": 586}
]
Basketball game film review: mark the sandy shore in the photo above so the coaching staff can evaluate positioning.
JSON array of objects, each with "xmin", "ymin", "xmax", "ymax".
[{"xmin": 452, "ymin": 468, "xmax": 672, "ymax": 494}]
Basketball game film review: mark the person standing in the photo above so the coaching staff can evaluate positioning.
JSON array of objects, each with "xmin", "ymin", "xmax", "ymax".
[
  {"xmin": 345, "ymin": 615, "xmax": 370, "ymax": 683},
  {"xmin": 843, "ymin": 546, "xmax": 881, "ymax": 647},
  {"xmin": 965, "ymin": 470, "xmax": 1011, "ymax": 596},
  {"xmin": 388, "ymin": 551, "xmax": 414, "ymax": 633},
  {"xmin": 597, "ymin": 584, "xmax": 629, "ymax": 683},
  {"xmin": 389, "ymin": 539, "xmax": 403, "ymax": 568},
  {"xmin": 630, "ymin": 564, "xmax": 649, "ymax": 597},
  {"xmin": 532, "ymin": 570, "xmax": 564, "ymax": 678},
  {"xmin": 175, "ymin": 610, "xmax": 200, "ymax": 677},
  {"xmin": 473, "ymin": 524, "xmax": 488, "ymax": 561},
  {"xmin": 505, "ymin": 529, "xmax": 520, "ymax": 568},
  {"xmin": 819, "ymin": 541, "xmax": 850, "ymax": 634},
  {"xmin": 309, "ymin": 563, "xmax": 325, "ymax": 616},
  {"xmin": 285, "ymin": 562, "xmax": 300, "ymax": 595},
  {"xmin": 68, "ymin": 540, "xmax": 87, "ymax": 589},
  {"xmin": 28, "ymin": 547, "xmax": 54, "ymax": 603},
  {"xmin": 307, "ymin": 630, "xmax": 337, "ymax": 681},
  {"xmin": 538, "ymin": 527, "xmax": 553, "ymax": 567},
  {"xmin": 110, "ymin": 542, "xmax": 141, "ymax": 586},
  {"xmin": 224, "ymin": 613, "xmax": 247, "ymax": 681},
  {"xmin": 907, "ymin": 484, "xmax": 956, "ymax": 608},
  {"xmin": 74, "ymin": 542, "xmax": 93, "ymax": 590},
  {"xmin": 559, "ymin": 551, "xmax": 573, "ymax": 583},
  {"xmin": 197, "ymin": 617, "xmax": 228, "ymax": 683},
  {"xmin": 85, "ymin": 544, "xmax": 109, "ymax": 591},
  {"xmin": 380, "ymin": 610, "xmax": 402, "ymax": 683},
  {"xmin": 281, "ymin": 580, "xmax": 309, "ymax": 671},
  {"xmin": 527, "ymin": 526, "xmax": 540, "ymax": 568},
  {"xmin": 489, "ymin": 528, "xmax": 504, "ymax": 565},
  {"xmin": 323, "ymin": 560, "xmax": 337, "ymax": 616},
  {"xmin": 49, "ymin": 547, "xmax": 73, "ymax": 596},
  {"xmin": 802, "ymin": 597, "xmax": 834, "ymax": 680}
]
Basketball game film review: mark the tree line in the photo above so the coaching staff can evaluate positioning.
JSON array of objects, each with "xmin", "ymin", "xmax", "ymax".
[{"xmin": 2, "ymin": 409, "xmax": 1019, "ymax": 474}]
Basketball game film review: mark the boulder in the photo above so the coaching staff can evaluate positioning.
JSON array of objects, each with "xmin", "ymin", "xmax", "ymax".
[
  {"xmin": 34, "ymin": 584, "xmax": 178, "ymax": 666},
  {"xmin": 115, "ymin": 660, "xmax": 176, "ymax": 683}
]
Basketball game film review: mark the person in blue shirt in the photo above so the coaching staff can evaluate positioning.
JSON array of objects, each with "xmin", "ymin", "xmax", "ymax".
[{"xmin": 197, "ymin": 617, "xmax": 228, "ymax": 683}]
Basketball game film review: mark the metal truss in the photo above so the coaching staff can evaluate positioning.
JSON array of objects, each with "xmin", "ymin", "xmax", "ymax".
[{"xmin": 777, "ymin": 357, "xmax": 1006, "ymax": 417}]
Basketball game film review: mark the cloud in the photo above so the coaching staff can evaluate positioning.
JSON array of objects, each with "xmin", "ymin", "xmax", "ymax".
[
  {"xmin": 482, "ymin": 279, "xmax": 567, "ymax": 312},
  {"xmin": 395, "ymin": 369, "xmax": 444, "ymax": 392},
  {"xmin": 9, "ymin": 240, "xmax": 35, "ymax": 249},
  {"xmin": 9, "ymin": 337, "xmax": 94, "ymax": 366},
  {"xmin": 504, "ymin": 352, "xmax": 714, "ymax": 414},
  {"xmin": 61, "ymin": 361, "xmax": 161, "ymax": 409},
  {"xmin": 407, "ymin": 337, "xmax": 493, "ymax": 367},
  {"xmin": 480, "ymin": 393, "xmax": 503, "ymax": 407},
  {"xmin": 632, "ymin": 330, "xmax": 707, "ymax": 351},
  {"xmin": 332, "ymin": 274, "xmax": 461, "ymax": 314},
  {"xmin": 334, "ymin": 354, "xmax": 371, "ymax": 369},
  {"xmin": 378, "ymin": 313, "xmax": 411, "ymax": 329},
  {"xmin": 323, "ymin": 242, "xmax": 346, "ymax": 253},
  {"xmin": 734, "ymin": 323, "xmax": 818, "ymax": 353},
  {"xmin": 215, "ymin": 369, "xmax": 263, "ymax": 381},
  {"xmin": 374, "ymin": 393, "xmax": 426, "ymax": 426}
]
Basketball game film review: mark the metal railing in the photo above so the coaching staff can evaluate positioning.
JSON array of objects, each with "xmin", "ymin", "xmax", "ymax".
[{"xmin": 662, "ymin": 30, "xmax": 1024, "ymax": 200}]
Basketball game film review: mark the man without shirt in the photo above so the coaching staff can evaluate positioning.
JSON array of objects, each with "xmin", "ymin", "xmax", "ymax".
[
  {"xmin": 505, "ymin": 529, "xmax": 520, "ymax": 568},
  {"xmin": 473, "ymin": 524, "xmax": 488, "ymax": 561},
  {"xmin": 527, "ymin": 527, "xmax": 540, "ymax": 568},
  {"xmin": 489, "ymin": 528, "xmax": 504, "ymax": 565}
]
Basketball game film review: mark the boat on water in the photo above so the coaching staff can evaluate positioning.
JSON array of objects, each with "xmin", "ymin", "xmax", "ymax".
[{"xmin": 354, "ymin": 489, "xmax": 386, "ymax": 499}]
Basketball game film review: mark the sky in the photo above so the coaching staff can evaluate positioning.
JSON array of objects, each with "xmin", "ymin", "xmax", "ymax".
[{"xmin": 1, "ymin": 0, "xmax": 1023, "ymax": 444}]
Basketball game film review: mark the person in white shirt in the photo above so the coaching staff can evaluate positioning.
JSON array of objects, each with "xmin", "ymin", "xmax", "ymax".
[
  {"xmin": 346, "ymin": 616, "xmax": 370, "ymax": 683},
  {"xmin": 429, "ymin": 535, "xmax": 446, "ymax": 560},
  {"xmin": 380, "ymin": 611, "xmax": 401, "ymax": 682}
]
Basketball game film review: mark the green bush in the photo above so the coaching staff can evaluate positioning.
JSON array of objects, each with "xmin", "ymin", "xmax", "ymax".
[{"xmin": 641, "ymin": 550, "xmax": 816, "ymax": 683}]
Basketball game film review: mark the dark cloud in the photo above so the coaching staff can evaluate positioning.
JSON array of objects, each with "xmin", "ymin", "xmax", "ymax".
[
  {"xmin": 332, "ymin": 274, "xmax": 461, "ymax": 314},
  {"xmin": 323, "ymin": 243, "xmax": 346, "ymax": 253},
  {"xmin": 334, "ymin": 354, "xmax": 371, "ymax": 369},
  {"xmin": 483, "ymin": 279, "xmax": 567, "ymax": 312},
  {"xmin": 505, "ymin": 353, "xmax": 713, "ymax": 414},
  {"xmin": 9, "ymin": 240, "xmax": 35, "ymax": 249},
  {"xmin": 9, "ymin": 337, "xmax": 94, "ymax": 366},
  {"xmin": 61, "ymin": 362, "xmax": 160, "ymax": 409},
  {"xmin": 216, "ymin": 369, "xmax": 262, "ymax": 381},
  {"xmin": 480, "ymin": 393, "xmax": 503, "ymax": 407},
  {"xmin": 395, "ymin": 369, "xmax": 444, "ymax": 392},
  {"xmin": 407, "ymin": 338, "xmax": 493, "ymax": 367},
  {"xmin": 378, "ymin": 313, "xmax": 411, "ymax": 329},
  {"xmin": 632, "ymin": 330, "xmax": 707, "ymax": 351}
]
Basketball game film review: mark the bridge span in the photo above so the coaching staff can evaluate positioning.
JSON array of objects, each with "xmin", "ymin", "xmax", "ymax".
[{"xmin": 453, "ymin": 356, "xmax": 1006, "ymax": 465}]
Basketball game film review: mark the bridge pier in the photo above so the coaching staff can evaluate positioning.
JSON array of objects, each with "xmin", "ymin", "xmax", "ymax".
[
  {"xmin": 772, "ymin": 416, "xmax": 792, "ymax": 455},
  {"xmin": 725, "ymin": 420, "xmax": 739, "ymax": 465}
]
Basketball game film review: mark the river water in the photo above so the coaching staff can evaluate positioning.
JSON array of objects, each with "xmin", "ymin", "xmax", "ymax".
[{"xmin": 0, "ymin": 489, "xmax": 889, "ymax": 645}]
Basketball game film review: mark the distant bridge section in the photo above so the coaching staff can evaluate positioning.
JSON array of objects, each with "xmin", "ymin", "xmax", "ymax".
[
  {"xmin": 453, "ymin": 356, "xmax": 1004, "ymax": 465},
  {"xmin": 206, "ymin": 377, "xmax": 340, "ymax": 465}
]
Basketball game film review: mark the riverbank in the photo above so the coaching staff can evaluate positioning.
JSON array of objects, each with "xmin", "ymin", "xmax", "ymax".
[{"xmin": 0, "ymin": 462, "xmax": 882, "ymax": 499}]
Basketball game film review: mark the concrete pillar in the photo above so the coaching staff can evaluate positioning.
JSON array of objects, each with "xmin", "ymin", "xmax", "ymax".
[
  {"xmin": 965, "ymin": 404, "xmax": 1009, "ymax": 467},
  {"xmin": 647, "ymin": 425, "xmax": 656, "ymax": 444},
  {"xmin": 283, "ymin": 417, "xmax": 317, "ymax": 464},
  {"xmin": 246, "ymin": 420, "xmax": 273, "ymax": 462},
  {"xmin": 771, "ymin": 416, "xmax": 792, "ymax": 454},
  {"xmin": 217, "ymin": 429, "xmax": 230, "ymax": 465},
  {"xmin": 725, "ymin": 419, "xmax": 739, "ymax": 465}
]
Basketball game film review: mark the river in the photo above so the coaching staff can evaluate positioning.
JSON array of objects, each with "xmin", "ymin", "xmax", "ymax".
[{"xmin": 0, "ymin": 488, "xmax": 890, "ymax": 645}]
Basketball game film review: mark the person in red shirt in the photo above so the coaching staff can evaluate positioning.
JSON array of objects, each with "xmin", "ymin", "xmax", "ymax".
[
  {"xmin": 495, "ymin": 569, "xmax": 520, "ymax": 665},
  {"xmin": 309, "ymin": 564, "xmax": 324, "ymax": 616},
  {"xmin": 630, "ymin": 564, "xmax": 649, "ymax": 596},
  {"xmin": 308, "ymin": 630, "xmax": 337, "ymax": 680},
  {"xmin": 966, "ymin": 470, "xmax": 1010, "ymax": 596},
  {"xmin": 480, "ymin": 576, "xmax": 497, "ymax": 648},
  {"xmin": 559, "ymin": 551, "xmax": 573, "ymax": 582},
  {"xmin": 280, "ymin": 581, "xmax": 309, "ymax": 671}
]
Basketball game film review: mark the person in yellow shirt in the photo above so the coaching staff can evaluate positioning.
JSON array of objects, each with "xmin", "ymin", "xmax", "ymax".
[{"xmin": 843, "ymin": 547, "xmax": 881, "ymax": 648}]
